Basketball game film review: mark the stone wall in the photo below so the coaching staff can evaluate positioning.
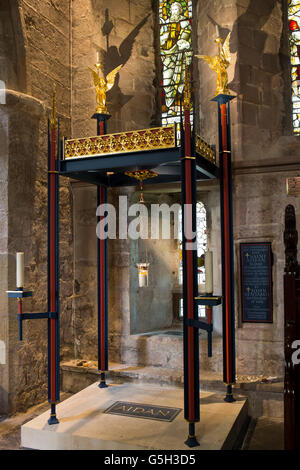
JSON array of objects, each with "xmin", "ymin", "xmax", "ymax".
[
  {"xmin": 1, "ymin": 0, "xmax": 299, "ymax": 415},
  {"xmin": 196, "ymin": 0, "xmax": 300, "ymax": 377},
  {"xmin": 0, "ymin": 0, "xmax": 73, "ymax": 414},
  {"xmin": 71, "ymin": 0, "xmax": 158, "ymax": 139},
  {"xmin": 195, "ymin": 0, "xmax": 238, "ymax": 354},
  {"xmin": 129, "ymin": 193, "xmax": 180, "ymax": 335},
  {"xmin": 68, "ymin": 0, "xmax": 249, "ymax": 375},
  {"xmin": 69, "ymin": 0, "xmax": 158, "ymax": 365},
  {"xmin": 232, "ymin": 0, "xmax": 300, "ymax": 377}
]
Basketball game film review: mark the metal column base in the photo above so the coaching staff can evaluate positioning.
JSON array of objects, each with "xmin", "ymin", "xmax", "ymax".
[
  {"xmin": 48, "ymin": 404, "xmax": 59, "ymax": 425},
  {"xmin": 184, "ymin": 423, "xmax": 200, "ymax": 448},
  {"xmin": 98, "ymin": 372, "xmax": 108, "ymax": 389},
  {"xmin": 224, "ymin": 384, "xmax": 236, "ymax": 403}
]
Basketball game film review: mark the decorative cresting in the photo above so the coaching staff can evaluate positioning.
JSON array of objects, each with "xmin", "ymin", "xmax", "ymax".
[
  {"xmin": 64, "ymin": 125, "xmax": 176, "ymax": 160},
  {"xmin": 195, "ymin": 134, "xmax": 216, "ymax": 164}
]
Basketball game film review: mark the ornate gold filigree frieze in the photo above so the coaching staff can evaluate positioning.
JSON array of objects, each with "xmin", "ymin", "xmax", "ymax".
[
  {"xmin": 195, "ymin": 135, "xmax": 216, "ymax": 164},
  {"xmin": 125, "ymin": 169, "xmax": 158, "ymax": 183},
  {"xmin": 64, "ymin": 125, "xmax": 176, "ymax": 160}
]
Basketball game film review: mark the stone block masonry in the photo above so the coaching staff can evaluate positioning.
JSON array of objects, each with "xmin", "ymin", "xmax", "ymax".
[{"xmin": 0, "ymin": 0, "xmax": 73, "ymax": 415}]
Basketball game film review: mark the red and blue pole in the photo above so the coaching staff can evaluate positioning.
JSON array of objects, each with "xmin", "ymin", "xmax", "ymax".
[
  {"xmin": 212, "ymin": 94, "xmax": 236, "ymax": 402},
  {"xmin": 181, "ymin": 77, "xmax": 200, "ymax": 447},
  {"xmin": 93, "ymin": 113, "xmax": 110, "ymax": 388},
  {"xmin": 47, "ymin": 111, "xmax": 60, "ymax": 424}
]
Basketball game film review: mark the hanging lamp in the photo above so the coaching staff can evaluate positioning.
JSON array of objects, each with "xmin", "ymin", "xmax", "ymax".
[{"xmin": 126, "ymin": 172, "xmax": 155, "ymax": 287}]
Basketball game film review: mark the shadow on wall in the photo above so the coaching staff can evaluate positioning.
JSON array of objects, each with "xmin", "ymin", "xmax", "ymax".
[
  {"xmin": 94, "ymin": 7, "xmax": 151, "ymax": 115},
  {"xmin": 92, "ymin": 1, "xmax": 284, "ymax": 121},
  {"xmin": 0, "ymin": 0, "xmax": 28, "ymax": 93},
  {"xmin": 208, "ymin": 0, "xmax": 282, "ymax": 94}
]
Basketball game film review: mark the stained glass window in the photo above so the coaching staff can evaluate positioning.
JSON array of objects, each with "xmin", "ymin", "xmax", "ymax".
[
  {"xmin": 178, "ymin": 203, "xmax": 207, "ymax": 318},
  {"xmin": 159, "ymin": 0, "xmax": 193, "ymax": 127},
  {"xmin": 288, "ymin": 0, "xmax": 300, "ymax": 134}
]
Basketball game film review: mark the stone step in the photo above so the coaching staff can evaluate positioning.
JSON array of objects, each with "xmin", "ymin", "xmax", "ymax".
[
  {"xmin": 61, "ymin": 361, "xmax": 225, "ymax": 392},
  {"xmin": 61, "ymin": 361, "xmax": 284, "ymax": 419},
  {"xmin": 110, "ymin": 331, "xmax": 223, "ymax": 374}
]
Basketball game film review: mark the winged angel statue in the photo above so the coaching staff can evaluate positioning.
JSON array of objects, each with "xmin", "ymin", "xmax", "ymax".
[
  {"xmin": 89, "ymin": 63, "xmax": 123, "ymax": 115},
  {"xmin": 196, "ymin": 33, "xmax": 231, "ymax": 97}
]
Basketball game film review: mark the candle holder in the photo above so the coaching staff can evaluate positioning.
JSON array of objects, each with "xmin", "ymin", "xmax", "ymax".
[
  {"xmin": 193, "ymin": 294, "xmax": 222, "ymax": 358},
  {"xmin": 7, "ymin": 254, "xmax": 33, "ymax": 341},
  {"xmin": 6, "ymin": 287, "xmax": 58, "ymax": 343},
  {"xmin": 7, "ymin": 255, "xmax": 60, "ymax": 422},
  {"xmin": 6, "ymin": 88, "xmax": 62, "ymax": 427},
  {"xmin": 7, "ymin": 288, "xmax": 33, "ymax": 341}
]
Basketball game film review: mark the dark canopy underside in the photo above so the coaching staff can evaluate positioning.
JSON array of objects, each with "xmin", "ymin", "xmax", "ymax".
[{"xmin": 59, "ymin": 147, "xmax": 219, "ymax": 187}]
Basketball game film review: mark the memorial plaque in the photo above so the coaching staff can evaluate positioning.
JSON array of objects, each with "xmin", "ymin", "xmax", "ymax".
[
  {"xmin": 240, "ymin": 243, "xmax": 273, "ymax": 323},
  {"xmin": 104, "ymin": 401, "xmax": 182, "ymax": 422}
]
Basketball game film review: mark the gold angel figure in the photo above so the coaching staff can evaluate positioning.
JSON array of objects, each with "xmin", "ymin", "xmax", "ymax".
[
  {"xmin": 196, "ymin": 33, "xmax": 231, "ymax": 97},
  {"xmin": 89, "ymin": 63, "xmax": 123, "ymax": 115}
]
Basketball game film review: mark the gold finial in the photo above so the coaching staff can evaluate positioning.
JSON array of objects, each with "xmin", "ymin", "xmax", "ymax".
[
  {"xmin": 89, "ymin": 57, "xmax": 123, "ymax": 115},
  {"xmin": 195, "ymin": 31, "xmax": 232, "ymax": 98},
  {"xmin": 125, "ymin": 169, "xmax": 158, "ymax": 203},
  {"xmin": 50, "ymin": 84, "xmax": 57, "ymax": 129},
  {"xmin": 183, "ymin": 57, "xmax": 192, "ymax": 111}
]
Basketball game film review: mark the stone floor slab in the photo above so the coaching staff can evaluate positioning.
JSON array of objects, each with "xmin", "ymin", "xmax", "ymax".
[{"xmin": 21, "ymin": 382, "xmax": 248, "ymax": 450}]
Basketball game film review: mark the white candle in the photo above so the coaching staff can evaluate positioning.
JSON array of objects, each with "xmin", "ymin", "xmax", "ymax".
[
  {"xmin": 96, "ymin": 52, "xmax": 100, "ymax": 64},
  {"xmin": 205, "ymin": 251, "xmax": 213, "ymax": 294},
  {"xmin": 137, "ymin": 263, "xmax": 149, "ymax": 288},
  {"xmin": 16, "ymin": 252, "xmax": 24, "ymax": 289},
  {"xmin": 216, "ymin": 24, "xmax": 220, "ymax": 38}
]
